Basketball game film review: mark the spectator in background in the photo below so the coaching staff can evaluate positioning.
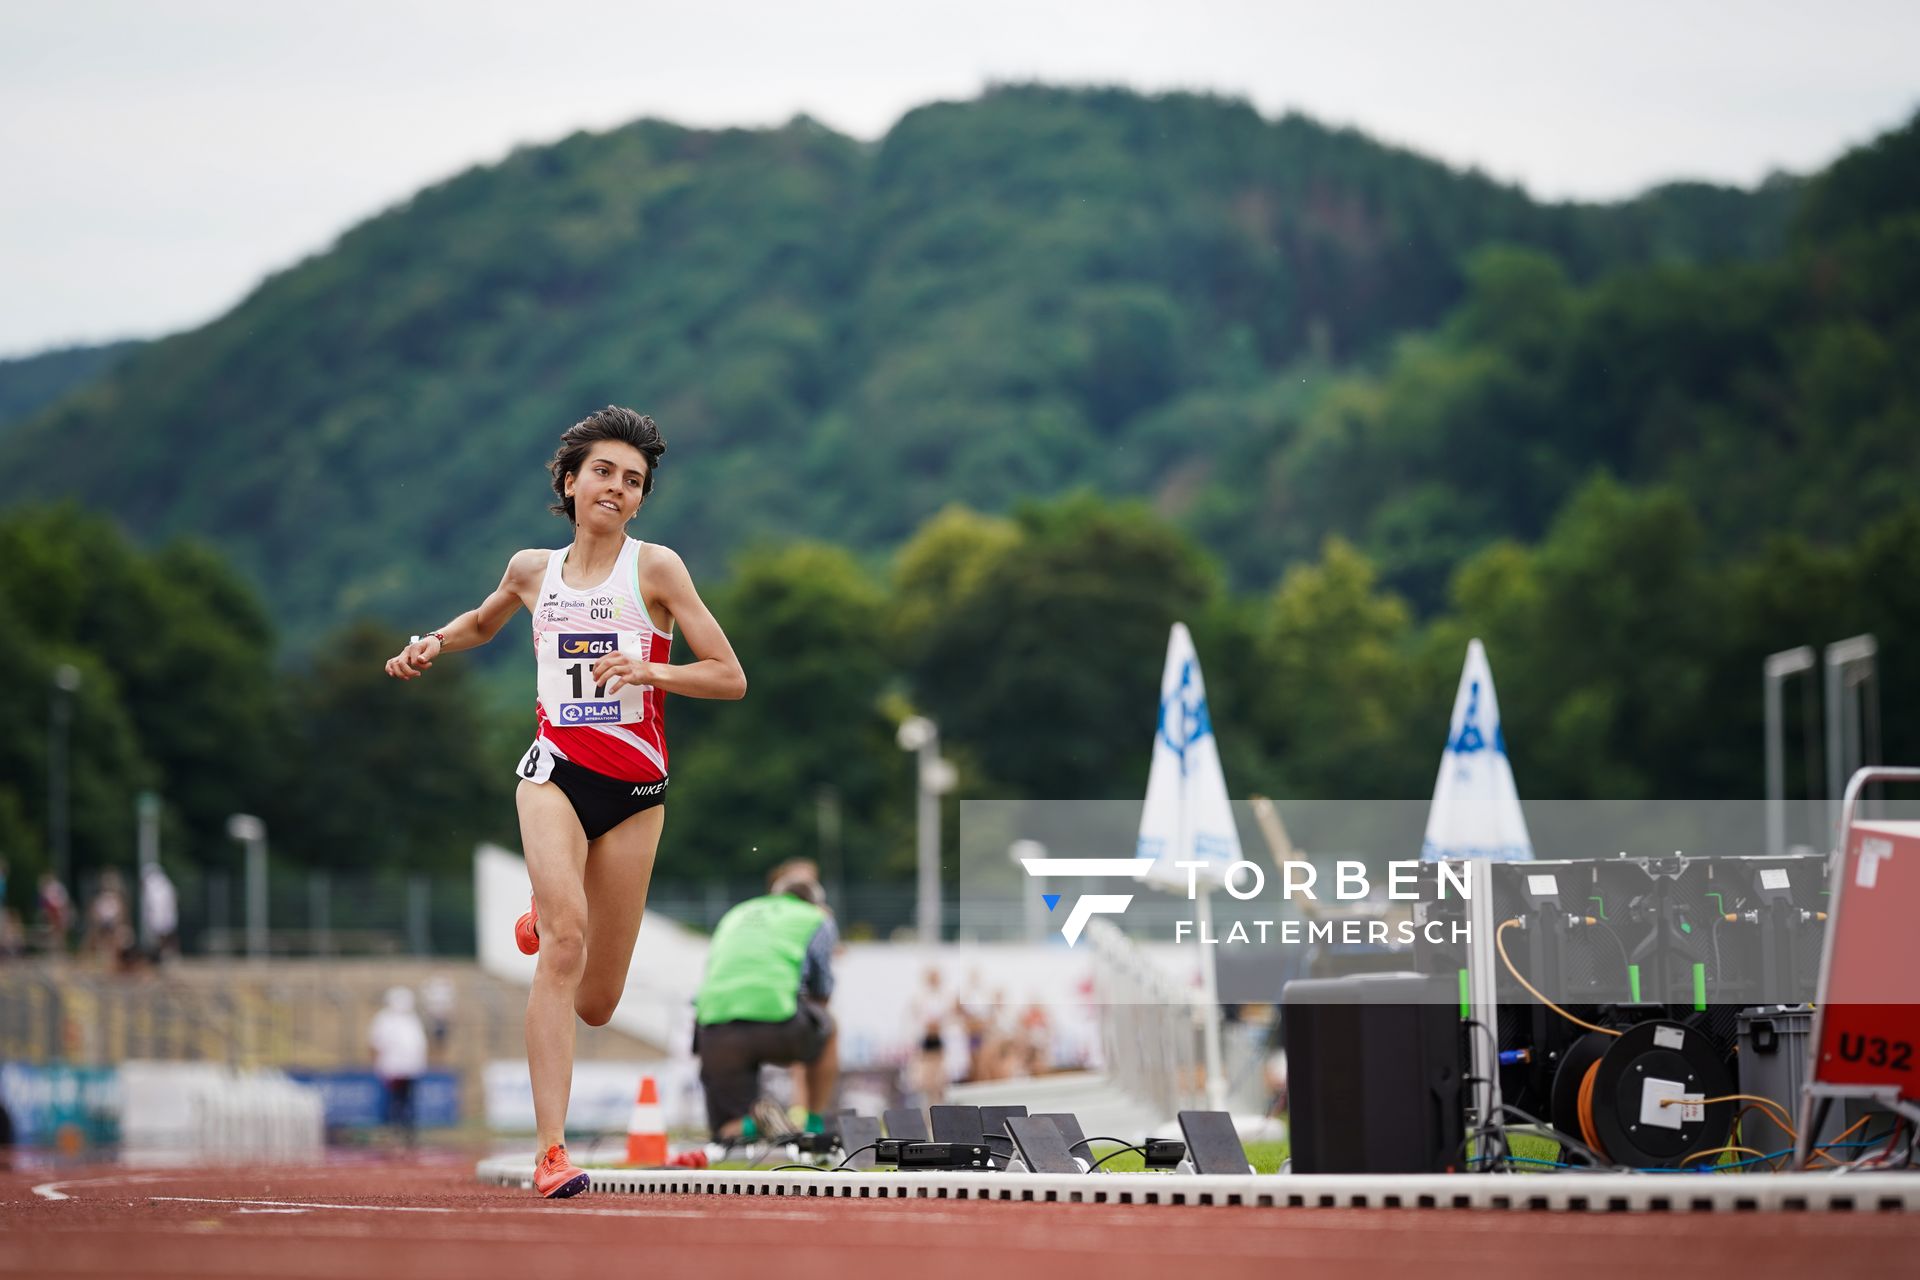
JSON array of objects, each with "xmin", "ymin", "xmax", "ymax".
[
  {"xmin": 972, "ymin": 988, "xmax": 1027, "ymax": 1082},
  {"xmin": 37, "ymin": 872, "xmax": 73, "ymax": 953},
  {"xmin": 369, "ymin": 986, "xmax": 429, "ymax": 1148},
  {"xmin": 955, "ymin": 969, "xmax": 992, "ymax": 1082},
  {"xmin": 140, "ymin": 862, "xmax": 178, "ymax": 964},
  {"xmin": 905, "ymin": 966, "xmax": 956, "ymax": 1105},
  {"xmin": 1016, "ymin": 999, "xmax": 1053, "ymax": 1077},
  {"xmin": 84, "ymin": 870, "xmax": 131, "ymax": 968},
  {"xmin": 421, "ymin": 974, "xmax": 456, "ymax": 1060}
]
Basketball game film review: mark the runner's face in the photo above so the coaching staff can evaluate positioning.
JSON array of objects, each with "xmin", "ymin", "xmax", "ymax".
[{"xmin": 566, "ymin": 443, "xmax": 650, "ymax": 528}]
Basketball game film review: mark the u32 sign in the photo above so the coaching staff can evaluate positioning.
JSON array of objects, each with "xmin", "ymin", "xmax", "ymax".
[{"xmin": 1835, "ymin": 1033, "xmax": 1915, "ymax": 1073}]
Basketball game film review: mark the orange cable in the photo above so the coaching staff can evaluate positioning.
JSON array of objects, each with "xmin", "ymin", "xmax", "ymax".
[
  {"xmin": 1495, "ymin": 919, "xmax": 1621, "ymax": 1039},
  {"xmin": 1575, "ymin": 1058, "xmax": 1607, "ymax": 1159},
  {"xmin": 1824, "ymin": 1114, "xmax": 1872, "ymax": 1147},
  {"xmin": 1809, "ymin": 1114, "xmax": 1874, "ymax": 1168},
  {"xmin": 1661, "ymin": 1093, "xmax": 1795, "ymax": 1142},
  {"xmin": 1680, "ymin": 1144, "xmax": 1771, "ymax": 1170}
]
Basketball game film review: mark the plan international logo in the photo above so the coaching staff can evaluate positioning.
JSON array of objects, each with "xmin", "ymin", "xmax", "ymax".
[{"xmin": 557, "ymin": 700, "xmax": 621, "ymax": 725}]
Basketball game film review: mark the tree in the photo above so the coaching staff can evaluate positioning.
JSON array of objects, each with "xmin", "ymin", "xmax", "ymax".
[
  {"xmin": 903, "ymin": 493, "xmax": 1221, "ymax": 798},
  {"xmin": 268, "ymin": 621, "xmax": 504, "ymax": 874},
  {"xmin": 889, "ymin": 505, "xmax": 1021, "ymax": 659},
  {"xmin": 1251, "ymin": 538, "xmax": 1428, "ymax": 798},
  {"xmin": 0, "ymin": 507, "xmax": 256, "ymax": 885},
  {"xmin": 1446, "ymin": 479, "xmax": 1723, "ymax": 798},
  {"xmin": 0, "ymin": 603, "xmax": 157, "ymax": 904},
  {"xmin": 666, "ymin": 542, "xmax": 910, "ymax": 883}
]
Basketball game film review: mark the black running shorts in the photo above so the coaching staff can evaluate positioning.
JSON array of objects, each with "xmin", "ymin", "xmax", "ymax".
[
  {"xmin": 545, "ymin": 754, "xmax": 667, "ymax": 840},
  {"xmin": 695, "ymin": 1003, "xmax": 834, "ymax": 1133}
]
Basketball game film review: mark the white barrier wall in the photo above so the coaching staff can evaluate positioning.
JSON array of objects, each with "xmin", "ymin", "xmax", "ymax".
[
  {"xmin": 482, "ymin": 1058, "xmax": 707, "ymax": 1134},
  {"xmin": 119, "ymin": 1061, "xmax": 325, "ymax": 1159}
]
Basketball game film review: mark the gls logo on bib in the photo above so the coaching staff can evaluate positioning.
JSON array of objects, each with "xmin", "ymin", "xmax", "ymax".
[{"xmin": 559, "ymin": 633, "xmax": 618, "ymax": 658}]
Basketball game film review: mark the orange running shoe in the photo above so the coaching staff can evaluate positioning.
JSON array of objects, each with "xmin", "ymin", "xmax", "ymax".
[
  {"xmin": 515, "ymin": 896, "xmax": 539, "ymax": 955},
  {"xmin": 534, "ymin": 1143, "xmax": 589, "ymax": 1199}
]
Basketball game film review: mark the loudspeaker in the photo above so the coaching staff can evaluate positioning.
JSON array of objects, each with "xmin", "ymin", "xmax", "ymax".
[{"xmin": 1282, "ymin": 971, "xmax": 1464, "ymax": 1173}]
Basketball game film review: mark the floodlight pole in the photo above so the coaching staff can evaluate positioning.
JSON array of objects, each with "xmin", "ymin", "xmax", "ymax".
[
  {"xmin": 898, "ymin": 716, "xmax": 954, "ymax": 942},
  {"xmin": 48, "ymin": 664, "xmax": 81, "ymax": 892},
  {"xmin": 1764, "ymin": 646, "xmax": 1816, "ymax": 857},
  {"xmin": 817, "ymin": 786, "xmax": 844, "ymax": 912},
  {"xmin": 1195, "ymin": 884, "xmax": 1228, "ymax": 1112},
  {"xmin": 1466, "ymin": 857, "xmax": 1504, "ymax": 1163},
  {"xmin": 228, "ymin": 813, "xmax": 268, "ymax": 961},
  {"xmin": 1178, "ymin": 793, "xmax": 1229, "ymax": 1113},
  {"xmin": 1824, "ymin": 636, "xmax": 1877, "ymax": 837},
  {"xmin": 136, "ymin": 791, "xmax": 160, "ymax": 950}
]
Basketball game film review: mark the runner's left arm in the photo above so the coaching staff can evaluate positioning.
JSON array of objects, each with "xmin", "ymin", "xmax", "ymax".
[{"xmin": 593, "ymin": 547, "xmax": 746, "ymax": 699}]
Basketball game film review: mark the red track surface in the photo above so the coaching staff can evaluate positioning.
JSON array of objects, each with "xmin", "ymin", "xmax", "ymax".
[{"xmin": 5, "ymin": 1153, "xmax": 1919, "ymax": 1280}]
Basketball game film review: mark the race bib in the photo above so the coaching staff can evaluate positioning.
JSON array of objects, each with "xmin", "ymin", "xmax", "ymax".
[{"xmin": 536, "ymin": 630, "xmax": 651, "ymax": 727}]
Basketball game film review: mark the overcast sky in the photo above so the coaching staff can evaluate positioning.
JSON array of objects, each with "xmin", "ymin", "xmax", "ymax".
[{"xmin": 2, "ymin": 0, "xmax": 1916, "ymax": 357}]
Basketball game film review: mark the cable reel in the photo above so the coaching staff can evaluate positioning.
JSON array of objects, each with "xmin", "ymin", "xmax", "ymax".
[{"xmin": 1550, "ymin": 1020, "xmax": 1733, "ymax": 1168}]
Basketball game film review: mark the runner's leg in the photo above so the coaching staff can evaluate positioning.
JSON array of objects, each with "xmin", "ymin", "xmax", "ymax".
[
  {"xmin": 573, "ymin": 804, "xmax": 664, "ymax": 1026},
  {"xmin": 802, "ymin": 1017, "xmax": 839, "ymax": 1118},
  {"xmin": 519, "ymin": 778, "xmax": 590, "ymax": 1153}
]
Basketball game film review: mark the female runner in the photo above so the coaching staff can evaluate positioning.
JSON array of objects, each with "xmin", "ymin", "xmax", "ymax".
[{"xmin": 385, "ymin": 406, "xmax": 745, "ymax": 1197}]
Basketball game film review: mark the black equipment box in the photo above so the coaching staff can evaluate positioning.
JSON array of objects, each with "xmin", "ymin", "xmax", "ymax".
[{"xmin": 1282, "ymin": 971, "xmax": 1464, "ymax": 1174}]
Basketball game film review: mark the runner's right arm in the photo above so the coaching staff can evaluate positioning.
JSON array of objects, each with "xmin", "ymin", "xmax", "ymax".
[{"xmin": 384, "ymin": 548, "xmax": 547, "ymax": 680}]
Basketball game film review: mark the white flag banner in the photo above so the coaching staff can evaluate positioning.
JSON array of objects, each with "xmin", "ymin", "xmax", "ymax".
[
  {"xmin": 1422, "ymin": 638, "xmax": 1533, "ymax": 862},
  {"xmin": 1136, "ymin": 622, "xmax": 1242, "ymax": 889}
]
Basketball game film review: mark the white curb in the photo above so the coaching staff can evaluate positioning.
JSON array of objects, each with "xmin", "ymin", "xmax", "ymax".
[{"xmin": 475, "ymin": 1156, "xmax": 1920, "ymax": 1213}]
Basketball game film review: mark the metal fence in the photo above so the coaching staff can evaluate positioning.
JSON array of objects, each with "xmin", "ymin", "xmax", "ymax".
[
  {"xmin": 0, "ymin": 958, "xmax": 630, "ymax": 1073},
  {"xmin": 645, "ymin": 881, "xmax": 926, "ymax": 939},
  {"xmin": 181, "ymin": 869, "xmax": 476, "ymax": 958},
  {"xmin": 1085, "ymin": 917, "xmax": 1270, "ymax": 1119},
  {"xmin": 30, "ymin": 866, "xmax": 933, "ymax": 960}
]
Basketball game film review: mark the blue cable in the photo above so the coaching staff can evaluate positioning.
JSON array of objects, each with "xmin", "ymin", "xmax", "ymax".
[{"xmin": 1475, "ymin": 1141, "xmax": 1889, "ymax": 1175}]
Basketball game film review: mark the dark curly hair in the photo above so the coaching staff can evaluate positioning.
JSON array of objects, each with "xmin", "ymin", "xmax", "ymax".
[{"xmin": 547, "ymin": 406, "xmax": 666, "ymax": 523}]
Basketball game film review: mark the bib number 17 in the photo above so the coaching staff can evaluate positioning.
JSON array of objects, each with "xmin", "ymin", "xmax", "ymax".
[{"xmin": 567, "ymin": 664, "xmax": 607, "ymax": 700}]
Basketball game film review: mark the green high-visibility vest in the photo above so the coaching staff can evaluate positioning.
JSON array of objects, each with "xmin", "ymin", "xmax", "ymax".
[{"xmin": 695, "ymin": 894, "xmax": 826, "ymax": 1025}]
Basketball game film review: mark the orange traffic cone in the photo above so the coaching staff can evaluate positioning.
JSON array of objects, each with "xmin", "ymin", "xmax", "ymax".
[{"xmin": 625, "ymin": 1075, "xmax": 668, "ymax": 1166}]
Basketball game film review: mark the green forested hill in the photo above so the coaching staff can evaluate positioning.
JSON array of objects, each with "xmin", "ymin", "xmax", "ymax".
[
  {"xmin": 9, "ymin": 92, "xmax": 1920, "ymax": 904},
  {"xmin": 1223, "ymin": 112, "xmax": 1920, "ymax": 607},
  {"xmin": 0, "ymin": 340, "xmax": 142, "ymax": 431},
  {"xmin": 0, "ymin": 86, "xmax": 1803, "ymax": 639}
]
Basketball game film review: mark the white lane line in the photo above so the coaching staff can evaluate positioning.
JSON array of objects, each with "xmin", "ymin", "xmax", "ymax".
[
  {"xmin": 149, "ymin": 1196, "xmax": 835, "ymax": 1223},
  {"xmin": 151, "ymin": 1197, "xmax": 1067, "ymax": 1228},
  {"xmin": 33, "ymin": 1172, "xmax": 183, "ymax": 1201},
  {"xmin": 30, "ymin": 1163, "xmax": 459, "ymax": 1203},
  {"xmin": 154, "ymin": 1198, "xmax": 453, "ymax": 1214}
]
